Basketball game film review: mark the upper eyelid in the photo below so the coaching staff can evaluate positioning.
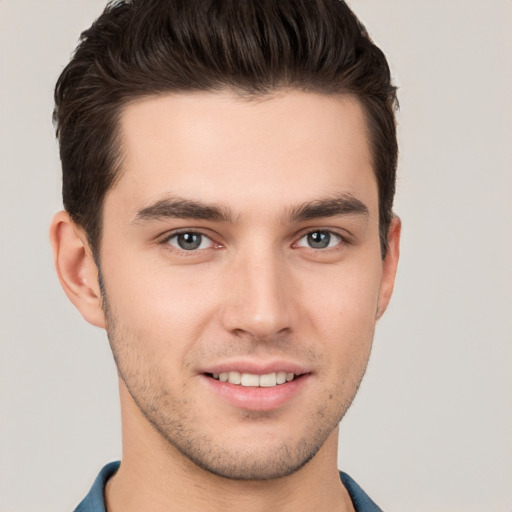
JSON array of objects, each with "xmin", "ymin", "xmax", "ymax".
[
  {"xmin": 161, "ymin": 228, "xmax": 215, "ymax": 241},
  {"xmin": 295, "ymin": 230, "xmax": 344, "ymax": 245},
  {"xmin": 162, "ymin": 231, "xmax": 217, "ymax": 253},
  {"xmin": 293, "ymin": 227, "xmax": 350, "ymax": 242},
  {"xmin": 158, "ymin": 227, "xmax": 350, "ymax": 247}
]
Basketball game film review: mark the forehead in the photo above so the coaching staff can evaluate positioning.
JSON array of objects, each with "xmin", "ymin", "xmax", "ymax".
[{"xmin": 110, "ymin": 90, "xmax": 377, "ymax": 219}]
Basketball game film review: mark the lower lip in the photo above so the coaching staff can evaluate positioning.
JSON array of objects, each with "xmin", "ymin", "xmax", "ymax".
[{"xmin": 201, "ymin": 374, "xmax": 310, "ymax": 412}]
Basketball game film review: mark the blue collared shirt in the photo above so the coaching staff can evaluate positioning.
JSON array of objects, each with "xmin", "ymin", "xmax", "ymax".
[{"xmin": 74, "ymin": 461, "xmax": 383, "ymax": 511}]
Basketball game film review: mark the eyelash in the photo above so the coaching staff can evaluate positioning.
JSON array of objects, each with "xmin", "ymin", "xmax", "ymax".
[
  {"xmin": 294, "ymin": 230, "xmax": 346, "ymax": 250},
  {"xmin": 161, "ymin": 228, "xmax": 348, "ymax": 253},
  {"xmin": 163, "ymin": 230, "xmax": 219, "ymax": 252}
]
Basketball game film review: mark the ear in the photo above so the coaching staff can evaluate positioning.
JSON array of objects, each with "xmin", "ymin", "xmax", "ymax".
[
  {"xmin": 49, "ymin": 211, "xmax": 106, "ymax": 329},
  {"xmin": 376, "ymin": 216, "xmax": 401, "ymax": 320}
]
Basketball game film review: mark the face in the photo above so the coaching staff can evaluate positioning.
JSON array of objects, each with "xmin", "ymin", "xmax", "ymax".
[{"xmin": 96, "ymin": 91, "xmax": 398, "ymax": 480}]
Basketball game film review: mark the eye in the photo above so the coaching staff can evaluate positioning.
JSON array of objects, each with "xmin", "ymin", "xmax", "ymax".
[
  {"xmin": 296, "ymin": 230, "xmax": 343, "ymax": 249},
  {"xmin": 166, "ymin": 232, "xmax": 214, "ymax": 251}
]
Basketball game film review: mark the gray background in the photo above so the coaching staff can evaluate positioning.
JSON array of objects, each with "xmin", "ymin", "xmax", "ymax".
[{"xmin": 0, "ymin": 1, "xmax": 511, "ymax": 511}]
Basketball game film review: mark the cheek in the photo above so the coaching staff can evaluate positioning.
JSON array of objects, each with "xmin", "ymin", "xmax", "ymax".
[
  {"xmin": 300, "ymin": 258, "xmax": 382, "ymax": 366},
  {"xmin": 304, "ymin": 259, "xmax": 382, "ymax": 329},
  {"xmin": 101, "ymin": 257, "xmax": 220, "ymax": 354}
]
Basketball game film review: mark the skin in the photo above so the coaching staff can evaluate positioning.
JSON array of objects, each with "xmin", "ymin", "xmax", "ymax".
[{"xmin": 51, "ymin": 90, "xmax": 400, "ymax": 512}]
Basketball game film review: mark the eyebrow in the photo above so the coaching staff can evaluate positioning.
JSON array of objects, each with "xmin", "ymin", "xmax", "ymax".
[
  {"xmin": 134, "ymin": 197, "xmax": 234, "ymax": 223},
  {"xmin": 287, "ymin": 194, "xmax": 369, "ymax": 223},
  {"xmin": 133, "ymin": 194, "xmax": 368, "ymax": 225}
]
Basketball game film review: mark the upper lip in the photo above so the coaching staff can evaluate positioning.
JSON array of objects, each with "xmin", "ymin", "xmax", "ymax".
[{"xmin": 201, "ymin": 359, "xmax": 312, "ymax": 376}]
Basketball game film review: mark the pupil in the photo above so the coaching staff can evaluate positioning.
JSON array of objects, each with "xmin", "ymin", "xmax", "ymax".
[
  {"xmin": 308, "ymin": 231, "xmax": 330, "ymax": 249},
  {"xmin": 178, "ymin": 233, "xmax": 201, "ymax": 250}
]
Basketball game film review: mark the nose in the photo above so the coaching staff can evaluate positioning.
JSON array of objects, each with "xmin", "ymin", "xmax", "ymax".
[{"xmin": 220, "ymin": 249, "xmax": 296, "ymax": 340}]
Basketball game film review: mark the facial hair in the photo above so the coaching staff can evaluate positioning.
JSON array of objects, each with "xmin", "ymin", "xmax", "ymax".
[{"xmin": 100, "ymin": 274, "xmax": 370, "ymax": 481}]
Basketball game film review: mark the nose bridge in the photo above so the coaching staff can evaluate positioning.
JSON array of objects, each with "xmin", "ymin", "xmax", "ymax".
[{"xmin": 222, "ymin": 242, "xmax": 294, "ymax": 338}]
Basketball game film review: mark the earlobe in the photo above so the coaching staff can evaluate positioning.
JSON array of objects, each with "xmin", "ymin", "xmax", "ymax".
[
  {"xmin": 376, "ymin": 216, "xmax": 401, "ymax": 320},
  {"xmin": 49, "ymin": 211, "xmax": 106, "ymax": 329}
]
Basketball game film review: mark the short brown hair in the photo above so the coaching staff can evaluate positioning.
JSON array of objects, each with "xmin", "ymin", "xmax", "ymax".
[{"xmin": 54, "ymin": 0, "xmax": 398, "ymax": 257}]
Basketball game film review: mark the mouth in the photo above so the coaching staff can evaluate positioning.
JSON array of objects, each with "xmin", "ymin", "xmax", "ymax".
[
  {"xmin": 206, "ymin": 371, "xmax": 300, "ymax": 388},
  {"xmin": 200, "ymin": 362, "xmax": 311, "ymax": 411}
]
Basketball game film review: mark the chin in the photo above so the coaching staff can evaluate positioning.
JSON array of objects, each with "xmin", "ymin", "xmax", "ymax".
[{"xmin": 171, "ymin": 437, "xmax": 323, "ymax": 481}]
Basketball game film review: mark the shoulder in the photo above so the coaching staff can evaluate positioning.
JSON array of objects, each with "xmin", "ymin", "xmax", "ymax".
[
  {"xmin": 339, "ymin": 471, "xmax": 384, "ymax": 512},
  {"xmin": 73, "ymin": 461, "xmax": 120, "ymax": 512}
]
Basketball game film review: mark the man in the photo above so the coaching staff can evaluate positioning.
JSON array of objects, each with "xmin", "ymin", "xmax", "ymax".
[{"xmin": 50, "ymin": 0, "xmax": 400, "ymax": 510}]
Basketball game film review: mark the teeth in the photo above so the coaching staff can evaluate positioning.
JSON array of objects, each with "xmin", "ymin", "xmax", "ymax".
[
  {"xmin": 211, "ymin": 371, "xmax": 297, "ymax": 387},
  {"xmin": 228, "ymin": 371, "xmax": 241, "ymax": 385},
  {"xmin": 259, "ymin": 373, "xmax": 277, "ymax": 387},
  {"xmin": 241, "ymin": 373, "xmax": 260, "ymax": 387}
]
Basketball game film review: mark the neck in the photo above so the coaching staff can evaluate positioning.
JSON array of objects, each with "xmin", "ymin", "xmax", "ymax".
[{"xmin": 106, "ymin": 384, "xmax": 354, "ymax": 512}]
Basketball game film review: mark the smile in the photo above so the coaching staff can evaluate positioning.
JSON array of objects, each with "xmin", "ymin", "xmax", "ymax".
[
  {"xmin": 209, "ymin": 371, "xmax": 297, "ymax": 387},
  {"xmin": 202, "ymin": 367, "xmax": 310, "ymax": 411}
]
